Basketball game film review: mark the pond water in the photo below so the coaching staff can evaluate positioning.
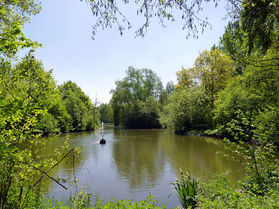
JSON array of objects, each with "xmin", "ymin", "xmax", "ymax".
[{"xmin": 42, "ymin": 125, "xmax": 245, "ymax": 208}]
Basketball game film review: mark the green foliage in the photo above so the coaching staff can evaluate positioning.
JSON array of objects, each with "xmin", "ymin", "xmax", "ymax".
[
  {"xmin": 160, "ymin": 86, "xmax": 212, "ymax": 133},
  {"xmin": 0, "ymin": 54, "xmax": 74, "ymax": 208},
  {"xmin": 46, "ymin": 193, "xmax": 166, "ymax": 209},
  {"xmin": 69, "ymin": 190, "xmax": 92, "ymax": 209},
  {"xmin": 59, "ymin": 81, "xmax": 99, "ymax": 132},
  {"xmin": 214, "ymin": 48, "xmax": 279, "ymax": 143},
  {"xmin": 159, "ymin": 81, "xmax": 174, "ymax": 106},
  {"xmin": 175, "ymin": 67, "xmax": 195, "ymax": 89},
  {"xmin": 99, "ymin": 103, "xmax": 113, "ymax": 123},
  {"xmin": 254, "ymin": 108, "xmax": 279, "ymax": 146},
  {"xmin": 193, "ymin": 49, "xmax": 236, "ymax": 108},
  {"xmin": 170, "ymin": 170, "xmax": 198, "ymax": 209},
  {"xmin": 199, "ymin": 176, "xmax": 279, "ymax": 209},
  {"xmin": 92, "ymin": 195, "xmax": 165, "ymax": 209},
  {"xmin": 219, "ymin": 109, "xmax": 279, "ymax": 197},
  {"xmin": 110, "ymin": 67, "xmax": 163, "ymax": 128},
  {"xmin": 0, "ymin": 0, "xmax": 41, "ymax": 58},
  {"xmin": 0, "ymin": 54, "xmax": 93, "ymax": 135},
  {"xmin": 218, "ymin": 21, "xmax": 247, "ymax": 74},
  {"xmin": 240, "ymin": 0, "xmax": 279, "ymax": 53}
]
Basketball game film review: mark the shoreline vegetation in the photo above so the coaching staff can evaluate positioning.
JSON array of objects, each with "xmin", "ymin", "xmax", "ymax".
[{"xmin": 1, "ymin": 0, "xmax": 279, "ymax": 208}]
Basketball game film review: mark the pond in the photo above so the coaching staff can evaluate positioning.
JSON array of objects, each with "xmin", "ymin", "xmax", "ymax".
[{"xmin": 42, "ymin": 125, "xmax": 245, "ymax": 208}]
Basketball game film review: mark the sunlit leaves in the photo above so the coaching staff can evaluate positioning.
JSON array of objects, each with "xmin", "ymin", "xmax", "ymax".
[
  {"xmin": 0, "ymin": 0, "xmax": 41, "ymax": 58},
  {"xmin": 193, "ymin": 49, "xmax": 236, "ymax": 108},
  {"xmin": 159, "ymin": 86, "xmax": 212, "ymax": 133}
]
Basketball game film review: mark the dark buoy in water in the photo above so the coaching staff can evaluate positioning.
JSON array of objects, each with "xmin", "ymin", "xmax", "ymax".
[
  {"xmin": 100, "ymin": 138, "xmax": 106, "ymax": 144},
  {"xmin": 100, "ymin": 122, "xmax": 106, "ymax": 144}
]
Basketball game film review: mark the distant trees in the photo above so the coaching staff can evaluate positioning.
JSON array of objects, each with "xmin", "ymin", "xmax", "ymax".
[
  {"xmin": 160, "ymin": 86, "xmax": 212, "ymax": 133},
  {"xmin": 109, "ymin": 49, "xmax": 236, "ymax": 132},
  {"xmin": 0, "ymin": 54, "xmax": 98, "ymax": 135},
  {"xmin": 0, "ymin": 1, "xmax": 99, "ymax": 204},
  {"xmin": 99, "ymin": 103, "xmax": 113, "ymax": 123},
  {"xmin": 160, "ymin": 48, "xmax": 236, "ymax": 132},
  {"xmin": 110, "ymin": 67, "xmax": 163, "ymax": 128}
]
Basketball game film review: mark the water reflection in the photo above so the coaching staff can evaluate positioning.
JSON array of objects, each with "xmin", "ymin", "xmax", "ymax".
[
  {"xmin": 41, "ymin": 128, "xmax": 245, "ymax": 208},
  {"xmin": 158, "ymin": 133, "xmax": 245, "ymax": 184},
  {"xmin": 112, "ymin": 130, "xmax": 166, "ymax": 189}
]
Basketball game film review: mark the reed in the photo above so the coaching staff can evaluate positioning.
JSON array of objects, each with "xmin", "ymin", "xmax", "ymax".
[{"xmin": 170, "ymin": 169, "xmax": 198, "ymax": 209}]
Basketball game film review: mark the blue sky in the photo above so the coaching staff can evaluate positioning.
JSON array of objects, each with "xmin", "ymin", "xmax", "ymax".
[{"xmin": 23, "ymin": 0, "xmax": 229, "ymax": 103}]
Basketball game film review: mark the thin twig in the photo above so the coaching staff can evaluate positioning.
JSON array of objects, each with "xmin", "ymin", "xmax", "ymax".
[
  {"xmin": 30, "ymin": 165, "xmax": 68, "ymax": 190},
  {"xmin": 73, "ymin": 150, "xmax": 79, "ymax": 195},
  {"xmin": 32, "ymin": 149, "xmax": 74, "ymax": 188},
  {"xmin": 21, "ymin": 149, "xmax": 73, "ymax": 208}
]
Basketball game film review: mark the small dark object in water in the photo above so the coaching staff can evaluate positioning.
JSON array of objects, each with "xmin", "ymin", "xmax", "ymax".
[{"xmin": 100, "ymin": 138, "xmax": 106, "ymax": 144}]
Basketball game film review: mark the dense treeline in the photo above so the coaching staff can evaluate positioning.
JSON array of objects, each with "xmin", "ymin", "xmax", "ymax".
[
  {"xmin": 1, "ymin": 54, "xmax": 99, "ymax": 135},
  {"xmin": 110, "ymin": 67, "xmax": 173, "ymax": 129},
  {"xmin": 159, "ymin": 17, "xmax": 279, "ymax": 148},
  {"xmin": 160, "ymin": 49, "xmax": 236, "ymax": 133},
  {"xmin": 160, "ymin": 2, "xmax": 279, "ymax": 206}
]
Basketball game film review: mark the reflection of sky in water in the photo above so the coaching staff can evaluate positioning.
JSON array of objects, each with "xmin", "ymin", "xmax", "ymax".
[{"xmin": 42, "ymin": 127, "xmax": 245, "ymax": 209}]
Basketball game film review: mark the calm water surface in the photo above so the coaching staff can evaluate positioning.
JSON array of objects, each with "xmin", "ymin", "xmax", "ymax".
[{"xmin": 42, "ymin": 126, "xmax": 245, "ymax": 208}]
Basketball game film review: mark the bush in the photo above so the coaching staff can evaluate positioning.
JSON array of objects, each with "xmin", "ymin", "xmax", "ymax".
[
  {"xmin": 199, "ymin": 176, "xmax": 279, "ymax": 209},
  {"xmin": 160, "ymin": 86, "xmax": 212, "ymax": 133}
]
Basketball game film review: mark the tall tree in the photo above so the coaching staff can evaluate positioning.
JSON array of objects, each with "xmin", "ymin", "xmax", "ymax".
[
  {"xmin": 110, "ymin": 67, "xmax": 163, "ymax": 128},
  {"xmin": 193, "ymin": 49, "xmax": 236, "ymax": 108},
  {"xmin": 176, "ymin": 67, "xmax": 195, "ymax": 89},
  {"xmin": 59, "ymin": 81, "xmax": 99, "ymax": 131}
]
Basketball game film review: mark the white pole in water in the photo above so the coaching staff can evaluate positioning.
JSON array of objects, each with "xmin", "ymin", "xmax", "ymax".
[{"xmin": 101, "ymin": 122, "xmax": 104, "ymax": 139}]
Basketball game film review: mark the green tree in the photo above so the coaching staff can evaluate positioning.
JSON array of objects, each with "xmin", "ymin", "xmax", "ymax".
[
  {"xmin": 193, "ymin": 49, "xmax": 236, "ymax": 108},
  {"xmin": 175, "ymin": 67, "xmax": 195, "ymax": 89},
  {"xmin": 159, "ymin": 81, "xmax": 174, "ymax": 106},
  {"xmin": 214, "ymin": 47, "xmax": 279, "ymax": 143},
  {"xmin": 240, "ymin": 0, "xmax": 279, "ymax": 53},
  {"xmin": 160, "ymin": 86, "xmax": 212, "ymax": 133},
  {"xmin": 59, "ymin": 81, "xmax": 99, "ymax": 131},
  {"xmin": 0, "ymin": 53, "xmax": 72, "ymax": 208},
  {"xmin": 218, "ymin": 21, "xmax": 247, "ymax": 74},
  {"xmin": 99, "ymin": 103, "xmax": 113, "ymax": 123},
  {"xmin": 0, "ymin": 0, "xmax": 41, "ymax": 58},
  {"xmin": 110, "ymin": 67, "xmax": 163, "ymax": 128}
]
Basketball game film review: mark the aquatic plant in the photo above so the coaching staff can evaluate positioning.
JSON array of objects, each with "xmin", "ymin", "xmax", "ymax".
[{"xmin": 170, "ymin": 169, "xmax": 198, "ymax": 209}]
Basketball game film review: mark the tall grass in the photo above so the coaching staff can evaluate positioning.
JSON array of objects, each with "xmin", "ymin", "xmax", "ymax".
[{"xmin": 170, "ymin": 169, "xmax": 198, "ymax": 209}]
